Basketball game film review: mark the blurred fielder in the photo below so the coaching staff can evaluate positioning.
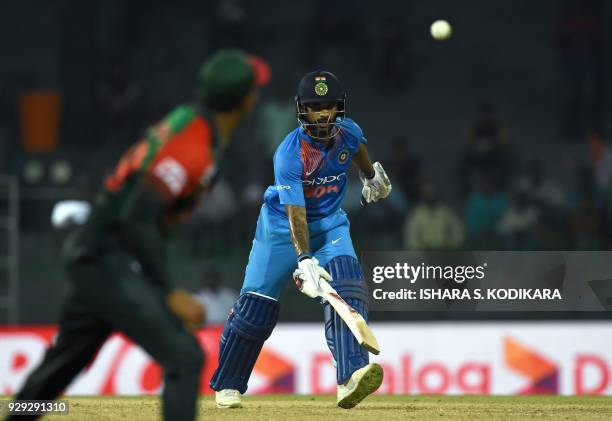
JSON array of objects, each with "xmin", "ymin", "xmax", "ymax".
[
  {"xmin": 211, "ymin": 71, "xmax": 391, "ymax": 409},
  {"xmin": 7, "ymin": 49, "xmax": 267, "ymax": 421}
]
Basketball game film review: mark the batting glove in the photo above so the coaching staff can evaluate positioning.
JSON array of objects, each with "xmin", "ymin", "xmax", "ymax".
[
  {"xmin": 293, "ymin": 256, "xmax": 332, "ymax": 300},
  {"xmin": 360, "ymin": 162, "xmax": 392, "ymax": 204}
]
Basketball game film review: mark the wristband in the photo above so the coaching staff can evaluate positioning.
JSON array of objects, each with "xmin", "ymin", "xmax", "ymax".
[
  {"xmin": 297, "ymin": 253, "xmax": 312, "ymax": 262},
  {"xmin": 365, "ymin": 170, "xmax": 375, "ymax": 180}
]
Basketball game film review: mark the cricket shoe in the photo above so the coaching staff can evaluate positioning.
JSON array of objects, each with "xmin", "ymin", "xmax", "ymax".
[
  {"xmin": 215, "ymin": 389, "xmax": 242, "ymax": 409},
  {"xmin": 337, "ymin": 363, "xmax": 384, "ymax": 409}
]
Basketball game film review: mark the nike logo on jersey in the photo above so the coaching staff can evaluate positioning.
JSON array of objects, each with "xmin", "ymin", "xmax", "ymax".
[{"xmin": 331, "ymin": 237, "xmax": 342, "ymax": 245}]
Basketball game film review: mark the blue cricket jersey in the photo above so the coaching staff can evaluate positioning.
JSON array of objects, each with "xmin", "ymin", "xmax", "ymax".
[{"xmin": 263, "ymin": 117, "xmax": 367, "ymax": 222}]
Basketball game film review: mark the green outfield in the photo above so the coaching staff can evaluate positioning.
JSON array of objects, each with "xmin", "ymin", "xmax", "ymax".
[{"xmin": 4, "ymin": 395, "xmax": 612, "ymax": 420}]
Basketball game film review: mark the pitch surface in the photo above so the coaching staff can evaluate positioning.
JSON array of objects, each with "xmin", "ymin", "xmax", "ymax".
[{"xmin": 4, "ymin": 395, "xmax": 612, "ymax": 420}]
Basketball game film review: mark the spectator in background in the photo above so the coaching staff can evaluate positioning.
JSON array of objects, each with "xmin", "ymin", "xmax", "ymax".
[
  {"xmin": 497, "ymin": 190, "xmax": 540, "ymax": 250},
  {"xmin": 239, "ymin": 159, "xmax": 272, "ymax": 242},
  {"xmin": 388, "ymin": 137, "xmax": 422, "ymax": 206},
  {"xmin": 515, "ymin": 159, "xmax": 566, "ymax": 211},
  {"xmin": 588, "ymin": 135, "xmax": 612, "ymax": 245},
  {"xmin": 588, "ymin": 132, "xmax": 612, "ymax": 191},
  {"xmin": 568, "ymin": 194, "xmax": 604, "ymax": 250},
  {"xmin": 98, "ymin": 54, "xmax": 143, "ymax": 142},
  {"xmin": 190, "ymin": 177, "xmax": 238, "ymax": 255},
  {"xmin": 371, "ymin": 17, "xmax": 413, "ymax": 92},
  {"xmin": 303, "ymin": 0, "xmax": 367, "ymax": 66},
  {"xmin": 347, "ymin": 169, "xmax": 408, "ymax": 249},
  {"xmin": 257, "ymin": 79, "xmax": 296, "ymax": 158},
  {"xmin": 240, "ymin": 179, "xmax": 265, "ymax": 240},
  {"xmin": 210, "ymin": 0, "xmax": 249, "ymax": 50},
  {"xmin": 564, "ymin": 162, "xmax": 610, "ymax": 248},
  {"xmin": 569, "ymin": 163, "xmax": 603, "ymax": 210},
  {"xmin": 557, "ymin": 0, "xmax": 605, "ymax": 140},
  {"xmin": 404, "ymin": 182, "xmax": 464, "ymax": 251},
  {"xmin": 194, "ymin": 269, "xmax": 238, "ymax": 325},
  {"xmin": 465, "ymin": 174, "xmax": 509, "ymax": 248},
  {"xmin": 0, "ymin": 81, "xmax": 16, "ymax": 173},
  {"xmin": 461, "ymin": 99, "xmax": 511, "ymax": 196}
]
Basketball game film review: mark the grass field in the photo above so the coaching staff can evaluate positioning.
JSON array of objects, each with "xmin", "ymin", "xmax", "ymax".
[{"xmin": 5, "ymin": 395, "xmax": 612, "ymax": 420}]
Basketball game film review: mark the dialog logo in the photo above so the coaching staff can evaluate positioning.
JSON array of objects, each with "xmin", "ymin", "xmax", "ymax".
[{"xmin": 504, "ymin": 336, "xmax": 559, "ymax": 395}]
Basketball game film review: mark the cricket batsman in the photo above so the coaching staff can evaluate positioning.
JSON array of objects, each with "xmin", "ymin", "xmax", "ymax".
[
  {"xmin": 211, "ymin": 70, "xmax": 391, "ymax": 409},
  {"xmin": 7, "ymin": 49, "xmax": 267, "ymax": 421}
]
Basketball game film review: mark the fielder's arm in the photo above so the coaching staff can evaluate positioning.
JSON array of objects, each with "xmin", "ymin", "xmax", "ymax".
[
  {"xmin": 285, "ymin": 204, "xmax": 310, "ymax": 257},
  {"xmin": 119, "ymin": 177, "xmax": 174, "ymax": 293},
  {"xmin": 119, "ymin": 176, "xmax": 204, "ymax": 326}
]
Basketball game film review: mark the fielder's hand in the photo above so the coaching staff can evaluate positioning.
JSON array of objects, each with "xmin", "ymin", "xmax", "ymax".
[
  {"xmin": 51, "ymin": 200, "xmax": 91, "ymax": 228},
  {"xmin": 167, "ymin": 288, "xmax": 206, "ymax": 330},
  {"xmin": 292, "ymin": 256, "xmax": 332, "ymax": 299},
  {"xmin": 360, "ymin": 162, "xmax": 392, "ymax": 204}
]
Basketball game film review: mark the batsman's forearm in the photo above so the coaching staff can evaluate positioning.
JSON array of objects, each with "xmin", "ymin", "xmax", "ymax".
[
  {"xmin": 352, "ymin": 143, "xmax": 374, "ymax": 177},
  {"xmin": 286, "ymin": 205, "xmax": 310, "ymax": 257}
]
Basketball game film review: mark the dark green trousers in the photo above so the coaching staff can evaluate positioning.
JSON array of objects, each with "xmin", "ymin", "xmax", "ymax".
[{"xmin": 9, "ymin": 254, "xmax": 203, "ymax": 421}]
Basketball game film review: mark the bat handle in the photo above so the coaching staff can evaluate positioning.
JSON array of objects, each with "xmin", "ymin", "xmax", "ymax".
[{"xmin": 360, "ymin": 194, "xmax": 368, "ymax": 207}]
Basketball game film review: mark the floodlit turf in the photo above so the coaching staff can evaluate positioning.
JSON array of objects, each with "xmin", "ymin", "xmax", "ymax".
[{"xmin": 3, "ymin": 395, "xmax": 612, "ymax": 420}]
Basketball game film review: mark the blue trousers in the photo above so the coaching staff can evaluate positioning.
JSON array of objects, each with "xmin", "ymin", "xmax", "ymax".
[{"xmin": 241, "ymin": 204, "xmax": 357, "ymax": 299}]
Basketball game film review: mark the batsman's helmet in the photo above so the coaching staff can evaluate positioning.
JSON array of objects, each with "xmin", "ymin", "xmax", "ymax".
[{"xmin": 295, "ymin": 70, "xmax": 346, "ymax": 140}]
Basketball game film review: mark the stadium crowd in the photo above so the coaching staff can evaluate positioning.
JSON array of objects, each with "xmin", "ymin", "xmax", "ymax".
[{"xmin": 0, "ymin": 0, "xmax": 610, "ymax": 322}]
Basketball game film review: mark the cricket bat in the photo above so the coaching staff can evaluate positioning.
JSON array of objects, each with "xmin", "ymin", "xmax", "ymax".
[{"xmin": 320, "ymin": 282, "xmax": 380, "ymax": 355}]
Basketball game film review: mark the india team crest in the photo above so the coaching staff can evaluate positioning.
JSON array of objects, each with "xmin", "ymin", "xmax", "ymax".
[
  {"xmin": 338, "ymin": 149, "xmax": 349, "ymax": 164},
  {"xmin": 314, "ymin": 79, "xmax": 328, "ymax": 96}
]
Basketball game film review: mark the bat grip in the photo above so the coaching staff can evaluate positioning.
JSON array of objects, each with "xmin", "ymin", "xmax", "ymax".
[{"xmin": 360, "ymin": 194, "xmax": 368, "ymax": 207}]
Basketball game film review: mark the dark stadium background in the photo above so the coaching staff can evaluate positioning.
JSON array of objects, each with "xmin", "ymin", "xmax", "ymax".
[{"xmin": 0, "ymin": 0, "xmax": 611, "ymax": 324}]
